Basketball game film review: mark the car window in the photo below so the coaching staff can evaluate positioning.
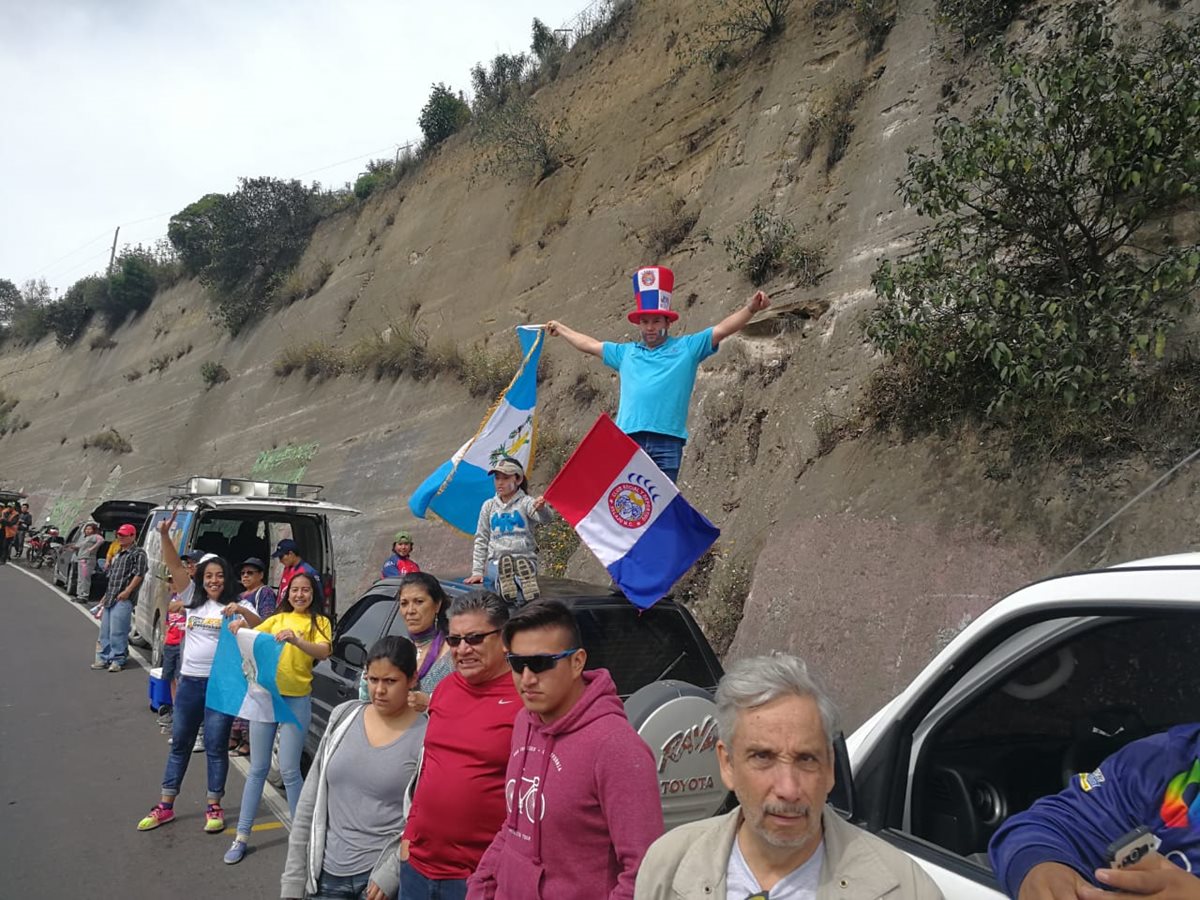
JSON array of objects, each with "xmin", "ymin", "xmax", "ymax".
[
  {"xmin": 574, "ymin": 605, "xmax": 719, "ymax": 697},
  {"xmin": 335, "ymin": 594, "xmax": 396, "ymax": 658},
  {"xmin": 901, "ymin": 614, "xmax": 1200, "ymax": 868}
]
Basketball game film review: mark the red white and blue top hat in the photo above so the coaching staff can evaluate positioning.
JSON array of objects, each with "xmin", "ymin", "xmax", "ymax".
[{"xmin": 628, "ymin": 266, "xmax": 678, "ymax": 323}]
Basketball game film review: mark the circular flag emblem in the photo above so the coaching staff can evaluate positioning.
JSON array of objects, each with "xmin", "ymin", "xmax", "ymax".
[
  {"xmin": 641, "ymin": 270, "xmax": 657, "ymax": 288},
  {"xmin": 608, "ymin": 483, "xmax": 653, "ymax": 528}
]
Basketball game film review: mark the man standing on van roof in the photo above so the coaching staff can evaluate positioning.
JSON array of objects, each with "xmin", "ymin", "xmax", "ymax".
[
  {"xmin": 382, "ymin": 531, "xmax": 420, "ymax": 578},
  {"xmin": 91, "ymin": 523, "xmax": 148, "ymax": 673},
  {"xmin": 468, "ymin": 600, "xmax": 663, "ymax": 900},
  {"xmin": 273, "ymin": 539, "xmax": 320, "ymax": 604},
  {"xmin": 546, "ymin": 268, "xmax": 769, "ymax": 483}
]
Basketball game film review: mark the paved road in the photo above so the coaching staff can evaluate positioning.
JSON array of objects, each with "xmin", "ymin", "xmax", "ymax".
[{"xmin": 0, "ymin": 564, "xmax": 289, "ymax": 898}]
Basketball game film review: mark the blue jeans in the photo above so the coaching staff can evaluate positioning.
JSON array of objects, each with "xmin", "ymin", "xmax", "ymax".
[
  {"xmin": 161, "ymin": 675, "xmax": 234, "ymax": 800},
  {"xmin": 629, "ymin": 431, "xmax": 685, "ymax": 483},
  {"xmin": 236, "ymin": 693, "xmax": 311, "ymax": 836},
  {"xmin": 313, "ymin": 869, "xmax": 371, "ymax": 899},
  {"xmin": 98, "ymin": 598, "xmax": 132, "ymax": 666},
  {"xmin": 400, "ymin": 862, "xmax": 468, "ymax": 900}
]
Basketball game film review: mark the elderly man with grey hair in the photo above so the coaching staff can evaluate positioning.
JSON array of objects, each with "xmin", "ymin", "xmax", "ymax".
[{"xmin": 635, "ymin": 654, "xmax": 943, "ymax": 900}]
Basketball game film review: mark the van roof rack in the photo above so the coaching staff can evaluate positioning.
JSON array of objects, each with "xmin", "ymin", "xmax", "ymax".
[{"xmin": 167, "ymin": 476, "xmax": 324, "ymax": 501}]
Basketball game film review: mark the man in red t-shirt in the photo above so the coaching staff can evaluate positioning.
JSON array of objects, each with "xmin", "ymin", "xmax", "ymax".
[{"xmin": 401, "ymin": 591, "xmax": 519, "ymax": 899}]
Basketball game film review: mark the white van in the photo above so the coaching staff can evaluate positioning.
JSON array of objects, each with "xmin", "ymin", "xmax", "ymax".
[{"xmin": 131, "ymin": 476, "xmax": 360, "ymax": 666}]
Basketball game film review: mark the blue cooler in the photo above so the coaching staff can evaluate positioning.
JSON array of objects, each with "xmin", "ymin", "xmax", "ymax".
[{"xmin": 148, "ymin": 666, "xmax": 172, "ymax": 712}]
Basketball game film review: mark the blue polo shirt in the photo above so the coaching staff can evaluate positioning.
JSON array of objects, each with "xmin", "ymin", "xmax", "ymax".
[{"xmin": 601, "ymin": 328, "xmax": 717, "ymax": 441}]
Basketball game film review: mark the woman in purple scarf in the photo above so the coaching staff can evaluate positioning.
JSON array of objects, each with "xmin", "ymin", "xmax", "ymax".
[{"xmin": 359, "ymin": 572, "xmax": 453, "ymax": 710}]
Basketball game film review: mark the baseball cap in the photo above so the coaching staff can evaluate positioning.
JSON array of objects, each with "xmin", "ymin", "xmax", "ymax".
[
  {"xmin": 179, "ymin": 551, "xmax": 198, "ymax": 562},
  {"xmin": 488, "ymin": 457, "xmax": 525, "ymax": 478},
  {"xmin": 116, "ymin": 524, "xmax": 137, "ymax": 536},
  {"xmin": 271, "ymin": 538, "xmax": 300, "ymax": 559},
  {"xmin": 393, "ymin": 531, "xmax": 413, "ymax": 544},
  {"xmin": 241, "ymin": 557, "xmax": 266, "ymax": 572}
]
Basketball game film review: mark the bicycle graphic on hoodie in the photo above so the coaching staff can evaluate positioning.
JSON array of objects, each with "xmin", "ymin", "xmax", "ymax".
[{"xmin": 506, "ymin": 774, "xmax": 546, "ymax": 824}]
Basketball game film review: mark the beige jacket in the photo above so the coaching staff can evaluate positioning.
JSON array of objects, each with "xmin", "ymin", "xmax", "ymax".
[{"xmin": 634, "ymin": 808, "xmax": 944, "ymax": 900}]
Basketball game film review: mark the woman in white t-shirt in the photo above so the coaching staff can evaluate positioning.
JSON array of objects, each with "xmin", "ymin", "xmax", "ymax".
[{"xmin": 136, "ymin": 514, "xmax": 254, "ymax": 835}]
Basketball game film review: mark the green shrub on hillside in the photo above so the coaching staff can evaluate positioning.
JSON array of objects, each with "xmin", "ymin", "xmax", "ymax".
[
  {"xmin": 419, "ymin": 83, "xmax": 471, "ymax": 152},
  {"xmin": 812, "ymin": 0, "xmax": 895, "ymax": 56},
  {"xmin": 200, "ymin": 362, "xmax": 231, "ymax": 388},
  {"xmin": 866, "ymin": 2, "xmax": 1200, "ymax": 455},
  {"xmin": 83, "ymin": 428, "xmax": 132, "ymax": 454},
  {"xmin": 682, "ymin": 0, "xmax": 793, "ymax": 70},
  {"xmin": 530, "ymin": 18, "xmax": 569, "ymax": 80},
  {"xmin": 935, "ymin": 0, "xmax": 1027, "ymax": 49},
  {"xmin": 724, "ymin": 203, "xmax": 825, "ymax": 287},
  {"xmin": 473, "ymin": 99, "xmax": 569, "ymax": 180}
]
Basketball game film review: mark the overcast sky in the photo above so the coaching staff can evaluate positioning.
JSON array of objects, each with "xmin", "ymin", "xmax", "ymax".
[{"xmin": 0, "ymin": 0, "xmax": 587, "ymax": 295}]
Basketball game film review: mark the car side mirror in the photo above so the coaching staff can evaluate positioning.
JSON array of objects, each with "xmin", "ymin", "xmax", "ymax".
[
  {"xmin": 829, "ymin": 731, "xmax": 857, "ymax": 821},
  {"xmin": 336, "ymin": 636, "xmax": 367, "ymax": 669}
]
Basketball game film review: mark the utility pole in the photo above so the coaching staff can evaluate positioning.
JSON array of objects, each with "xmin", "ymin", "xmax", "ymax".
[{"xmin": 106, "ymin": 226, "xmax": 120, "ymax": 277}]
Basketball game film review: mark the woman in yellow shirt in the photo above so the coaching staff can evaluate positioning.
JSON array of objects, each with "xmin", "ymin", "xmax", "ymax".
[{"xmin": 225, "ymin": 572, "xmax": 331, "ymax": 865}]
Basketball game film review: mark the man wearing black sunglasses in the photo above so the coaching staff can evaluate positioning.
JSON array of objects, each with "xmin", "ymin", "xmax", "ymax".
[
  {"xmin": 468, "ymin": 600, "xmax": 663, "ymax": 900},
  {"xmin": 402, "ymin": 592, "xmax": 520, "ymax": 900}
]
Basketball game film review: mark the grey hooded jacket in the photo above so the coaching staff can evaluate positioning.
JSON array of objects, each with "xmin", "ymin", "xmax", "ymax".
[{"xmin": 280, "ymin": 701, "xmax": 426, "ymax": 899}]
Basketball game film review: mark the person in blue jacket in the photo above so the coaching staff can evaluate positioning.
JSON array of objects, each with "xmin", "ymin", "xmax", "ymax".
[{"xmin": 989, "ymin": 723, "xmax": 1200, "ymax": 900}]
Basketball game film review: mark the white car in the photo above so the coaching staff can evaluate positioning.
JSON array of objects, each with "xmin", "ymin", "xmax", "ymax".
[{"xmin": 845, "ymin": 553, "xmax": 1200, "ymax": 898}]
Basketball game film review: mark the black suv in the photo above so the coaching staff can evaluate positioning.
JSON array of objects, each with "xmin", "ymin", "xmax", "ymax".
[{"xmin": 309, "ymin": 576, "xmax": 724, "ymax": 748}]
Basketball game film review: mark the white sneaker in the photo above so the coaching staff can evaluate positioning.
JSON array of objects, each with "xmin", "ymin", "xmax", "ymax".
[{"xmin": 193, "ymin": 729, "xmax": 205, "ymax": 753}]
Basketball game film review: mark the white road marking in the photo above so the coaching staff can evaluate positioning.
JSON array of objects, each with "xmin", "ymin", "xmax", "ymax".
[{"xmin": 9, "ymin": 564, "xmax": 292, "ymax": 830}]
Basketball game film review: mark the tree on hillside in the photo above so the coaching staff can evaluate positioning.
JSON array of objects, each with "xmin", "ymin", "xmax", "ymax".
[
  {"xmin": 418, "ymin": 83, "xmax": 471, "ymax": 152},
  {"xmin": 102, "ymin": 250, "xmax": 158, "ymax": 328},
  {"xmin": 470, "ymin": 53, "xmax": 529, "ymax": 114},
  {"xmin": 0, "ymin": 279, "xmax": 20, "ymax": 324},
  {"xmin": 168, "ymin": 192, "xmax": 226, "ymax": 277},
  {"xmin": 530, "ymin": 18, "xmax": 568, "ymax": 77},
  {"xmin": 866, "ymin": 1, "xmax": 1200, "ymax": 453}
]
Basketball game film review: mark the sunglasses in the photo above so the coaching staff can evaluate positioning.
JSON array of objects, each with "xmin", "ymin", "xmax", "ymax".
[
  {"xmin": 506, "ymin": 648, "xmax": 580, "ymax": 674},
  {"xmin": 445, "ymin": 628, "xmax": 500, "ymax": 648}
]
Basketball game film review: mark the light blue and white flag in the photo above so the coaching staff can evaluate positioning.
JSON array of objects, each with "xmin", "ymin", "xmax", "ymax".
[
  {"xmin": 206, "ymin": 620, "xmax": 299, "ymax": 726},
  {"xmin": 409, "ymin": 325, "xmax": 545, "ymax": 534}
]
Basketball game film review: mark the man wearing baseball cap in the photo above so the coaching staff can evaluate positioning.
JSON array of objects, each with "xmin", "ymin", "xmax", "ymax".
[
  {"xmin": 272, "ymin": 538, "xmax": 321, "ymax": 606},
  {"xmin": 547, "ymin": 267, "xmax": 769, "ymax": 482},
  {"xmin": 92, "ymin": 522, "xmax": 147, "ymax": 672},
  {"xmin": 382, "ymin": 530, "xmax": 421, "ymax": 578}
]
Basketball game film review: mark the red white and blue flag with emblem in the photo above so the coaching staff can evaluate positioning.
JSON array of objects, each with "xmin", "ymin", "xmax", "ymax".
[{"xmin": 544, "ymin": 413, "xmax": 719, "ymax": 609}]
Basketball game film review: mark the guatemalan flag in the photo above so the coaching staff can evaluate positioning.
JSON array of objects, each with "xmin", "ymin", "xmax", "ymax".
[
  {"xmin": 409, "ymin": 326, "xmax": 545, "ymax": 534},
  {"xmin": 206, "ymin": 620, "xmax": 299, "ymax": 726},
  {"xmin": 544, "ymin": 414, "xmax": 719, "ymax": 609}
]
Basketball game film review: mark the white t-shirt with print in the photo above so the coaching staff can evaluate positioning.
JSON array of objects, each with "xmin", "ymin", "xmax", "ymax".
[
  {"xmin": 726, "ymin": 834, "xmax": 825, "ymax": 900},
  {"xmin": 176, "ymin": 583, "xmax": 254, "ymax": 678}
]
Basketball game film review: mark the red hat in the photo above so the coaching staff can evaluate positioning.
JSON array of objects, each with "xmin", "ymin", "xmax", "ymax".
[
  {"xmin": 116, "ymin": 523, "xmax": 137, "ymax": 536},
  {"xmin": 627, "ymin": 266, "xmax": 678, "ymax": 323}
]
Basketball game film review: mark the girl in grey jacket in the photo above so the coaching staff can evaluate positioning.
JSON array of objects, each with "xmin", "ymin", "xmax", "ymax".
[
  {"xmin": 281, "ymin": 637, "xmax": 427, "ymax": 900},
  {"xmin": 464, "ymin": 457, "xmax": 552, "ymax": 603}
]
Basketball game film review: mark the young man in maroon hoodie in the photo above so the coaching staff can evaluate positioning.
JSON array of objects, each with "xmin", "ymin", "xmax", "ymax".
[
  {"xmin": 468, "ymin": 599, "xmax": 664, "ymax": 900},
  {"xmin": 401, "ymin": 591, "xmax": 519, "ymax": 900}
]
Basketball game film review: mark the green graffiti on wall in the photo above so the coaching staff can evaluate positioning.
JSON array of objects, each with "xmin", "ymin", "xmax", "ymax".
[{"xmin": 250, "ymin": 442, "xmax": 320, "ymax": 484}]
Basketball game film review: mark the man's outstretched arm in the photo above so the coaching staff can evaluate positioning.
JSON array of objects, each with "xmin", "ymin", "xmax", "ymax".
[
  {"xmin": 711, "ymin": 290, "xmax": 770, "ymax": 346},
  {"xmin": 546, "ymin": 320, "xmax": 603, "ymax": 357}
]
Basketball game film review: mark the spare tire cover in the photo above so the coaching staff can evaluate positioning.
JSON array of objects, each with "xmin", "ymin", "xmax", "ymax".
[{"xmin": 626, "ymin": 680, "xmax": 727, "ymax": 831}]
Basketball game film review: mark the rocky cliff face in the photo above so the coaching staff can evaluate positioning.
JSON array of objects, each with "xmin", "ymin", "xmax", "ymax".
[{"xmin": 1, "ymin": 0, "xmax": 1194, "ymax": 727}]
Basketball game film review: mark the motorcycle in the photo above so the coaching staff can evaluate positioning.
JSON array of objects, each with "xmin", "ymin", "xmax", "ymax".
[{"xmin": 26, "ymin": 525, "xmax": 63, "ymax": 568}]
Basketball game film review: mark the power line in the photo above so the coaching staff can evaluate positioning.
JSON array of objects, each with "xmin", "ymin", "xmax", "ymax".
[{"xmin": 25, "ymin": 229, "xmax": 113, "ymax": 280}]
